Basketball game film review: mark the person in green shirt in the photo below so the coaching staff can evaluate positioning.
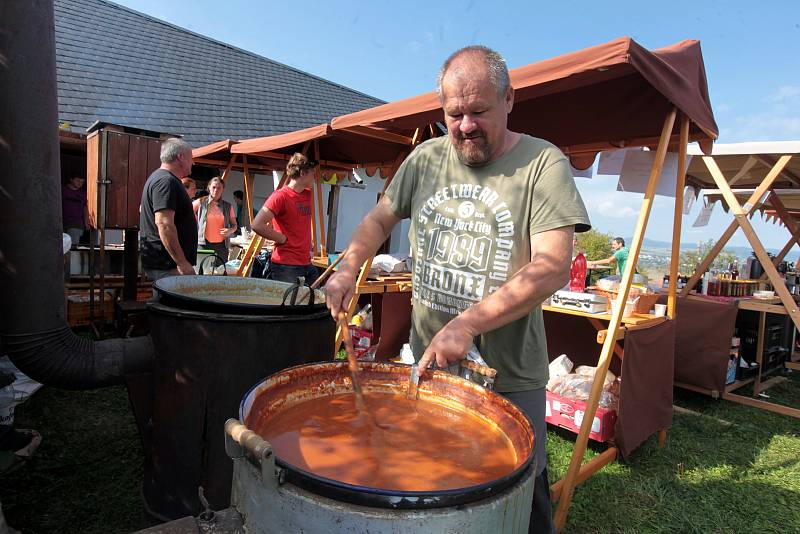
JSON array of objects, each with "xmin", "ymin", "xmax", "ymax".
[
  {"xmin": 588, "ymin": 237, "xmax": 629, "ymax": 275},
  {"xmin": 325, "ymin": 45, "xmax": 590, "ymax": 533}
]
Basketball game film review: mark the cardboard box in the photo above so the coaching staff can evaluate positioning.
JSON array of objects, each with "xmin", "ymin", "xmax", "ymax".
[
  {"xmin": 65, "ymin": 289, "xmax": 116, "ymax": 327},
  {"xmin": 545, "ymin": 390, "xmax": 617, "ymax": 442},
  {"xmin": 348, "ymin": 325, "xmax": 374, "ymax": 359}
]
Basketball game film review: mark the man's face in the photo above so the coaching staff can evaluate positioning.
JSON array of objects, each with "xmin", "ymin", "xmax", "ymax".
[
  {"xmin": 178, "ymin": 150, "xmax": 193, "ymax": 178},
  {"xmin": 298, "ymin": 168, "xmax": 316, "ymax": 188},
  {"xmin": 440, "ymin": 62, "xmax": 513, "ymax": 166},
  {"xmin": 611, "ymin": 241, "xmax": 622, "ymax": 251}
]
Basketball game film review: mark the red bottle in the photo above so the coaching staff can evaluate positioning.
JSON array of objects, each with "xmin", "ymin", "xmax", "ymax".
[{"xmin": 570, "ymin": 252, "xmax": 587, "ymax": 292}]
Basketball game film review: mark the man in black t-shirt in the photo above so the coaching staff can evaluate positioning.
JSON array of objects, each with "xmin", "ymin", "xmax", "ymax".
[{"xmin": 139, "ymin": 138, "xmax": 197, "ymax": 281}]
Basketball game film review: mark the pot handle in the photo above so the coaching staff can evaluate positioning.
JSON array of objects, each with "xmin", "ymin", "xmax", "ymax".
[
  {"xmin": 281, "ymin": 276, "xmax": 316, "ymax": 307},
  {"xmin": 198, "ymin": 253, "xmax": 228, "ymax": 276},
  {"xmin": 224, "ymin": 419, "xmax": 284, "ymax": 488}
]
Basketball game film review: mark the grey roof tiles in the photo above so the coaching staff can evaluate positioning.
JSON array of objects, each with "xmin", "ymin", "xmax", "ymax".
[{"xmin": 54, "ymin": 0, "xmax": 384, "ymax": 147}]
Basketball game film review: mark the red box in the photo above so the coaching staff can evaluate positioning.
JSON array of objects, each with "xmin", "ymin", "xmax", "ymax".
[
  {"xmin": 545, "ymin": 391, "xmax": 617, "ymax": 442},
  {"xmin": 348, "ymin": 326, "xmax": 374, "ymax": 358}
]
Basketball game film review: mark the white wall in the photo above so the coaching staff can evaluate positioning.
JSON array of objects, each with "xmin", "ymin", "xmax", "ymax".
[{"xmin": 330, "ymin": 169, "xmax": 411, "ymax": 255}]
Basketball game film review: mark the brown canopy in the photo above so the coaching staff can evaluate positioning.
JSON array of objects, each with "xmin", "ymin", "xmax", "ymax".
[
  {"xmin": 332, "ymin": 37, "xmax": 718, "ymax": 168},
  {"xmin": 193, "ymin": 37, "xmax": 718, "ymax": 172}
]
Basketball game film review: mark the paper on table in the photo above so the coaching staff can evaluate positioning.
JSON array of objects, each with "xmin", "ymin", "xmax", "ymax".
[
  {"xmin": 615, "ymin": 151, "xmax": 689, "ymax": 198},
  {"xmin": 692, "ymin": 198, "xmax": 716, "ymax": 227}
]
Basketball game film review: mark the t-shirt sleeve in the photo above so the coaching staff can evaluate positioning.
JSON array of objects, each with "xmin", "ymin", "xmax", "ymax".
[
  {"xmin": 265, "ymin": 190, "xmax": 284, "ymax": 216},
  {"xmin": 385, "ymin": 152, "xmax": 418, "ymax": 219},
  {"xmin": 151, "ymin": 176, "xmax": 177, "ymax": 213},
  {"xmin": 529, "ymin": 156, "xmax": 591, "ymax": 236}
]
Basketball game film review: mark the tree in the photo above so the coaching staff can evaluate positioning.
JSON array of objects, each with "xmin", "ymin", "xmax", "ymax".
[
  {"xmin": 577, "ymin": 229, "xmax": 613, "ymax": 261},
  {"xmin": 678, "ymin": 239, "xmax": 739, "ymax": 275}
]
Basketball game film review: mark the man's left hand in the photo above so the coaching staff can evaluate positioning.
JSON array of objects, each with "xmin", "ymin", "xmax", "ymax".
[{"xmin": 418, "ymin": 317, "xmax": 476, "ymax": 371}]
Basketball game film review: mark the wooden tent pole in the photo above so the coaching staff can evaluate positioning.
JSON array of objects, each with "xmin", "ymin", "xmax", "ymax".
[
  {"xmin": 668, "ymin": 116, "xmax": 690, "ymax": 318},
  {"xmin": 681, "ymin": 156, "xmax": 791, "ymax": 296},
  {"xmin": 242, "ymin": 155, "xmax": 255, "ymax": 226},
  {"xmin": 762, "ymin": 236, "xmax": 798, "ymax": 279},
  {"xmin": 703, "ymin": 155, "xmax": 800, "ymax": 331},
  {"xmin": 314, "ymin": 140, "xmax": 327, "ymax": 257},
  {"xmin": 220, "ymin": 153, "xmax": 238, "ymax": 183},
  {"xmin": 554, "ymin": 107, "xmax": 677, "ymax": 532}
]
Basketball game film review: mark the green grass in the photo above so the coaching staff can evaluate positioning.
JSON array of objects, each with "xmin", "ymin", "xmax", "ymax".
[{"xmin": 2, "ymin": 373, "xmax": 799, "ymax": 533}]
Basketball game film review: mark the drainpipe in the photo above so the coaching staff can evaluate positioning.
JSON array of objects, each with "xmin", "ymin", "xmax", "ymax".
[{"xmin": 0, "ymin": 0, "xmax": 153, "ymax": 389}]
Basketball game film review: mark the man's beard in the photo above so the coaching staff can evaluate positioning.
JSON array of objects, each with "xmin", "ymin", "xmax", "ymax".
[{"xmin": 452, "ymin": 130, "xmax": 493, "ymax": 166}]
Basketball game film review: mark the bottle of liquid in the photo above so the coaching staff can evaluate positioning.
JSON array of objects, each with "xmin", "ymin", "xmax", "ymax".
[{"xmin": 569, "ymin": 252, "xmax": 587, "ymax": 292}]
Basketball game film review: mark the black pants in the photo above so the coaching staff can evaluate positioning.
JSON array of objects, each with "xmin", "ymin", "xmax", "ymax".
[{"xmin": 502, "ymin": 388, "xmax": 555, "ymax": 534}]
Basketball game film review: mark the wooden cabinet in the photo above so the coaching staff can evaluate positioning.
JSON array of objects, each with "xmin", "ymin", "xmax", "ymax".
[{"xmin": 87, "ymin": 128, "xmax": 163, "ymax": 229}]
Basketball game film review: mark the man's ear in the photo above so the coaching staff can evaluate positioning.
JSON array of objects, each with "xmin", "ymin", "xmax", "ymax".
[{"xmin": 505, "ymin": 86, "xmax": 514, "ymax": 114}]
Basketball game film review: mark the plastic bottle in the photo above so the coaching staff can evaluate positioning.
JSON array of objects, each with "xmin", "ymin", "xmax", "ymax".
[{"xmin": 569, "ymin": 252, "xmax": 587, "ymax": 292}]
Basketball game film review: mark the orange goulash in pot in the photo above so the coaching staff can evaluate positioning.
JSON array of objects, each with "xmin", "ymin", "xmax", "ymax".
[{"xmin": 247, "ymin": 391, "xmax": 520, "ymax": 492}]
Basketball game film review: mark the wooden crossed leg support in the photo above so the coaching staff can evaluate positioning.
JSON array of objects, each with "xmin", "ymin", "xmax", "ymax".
[{"xmin": 680, "ymin": 154, "xmax": 800, "ymax": 419}]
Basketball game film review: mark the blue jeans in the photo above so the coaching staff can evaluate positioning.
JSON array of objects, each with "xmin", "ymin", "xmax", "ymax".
[{"xmin": 268, "ymin": 262, "xmax": 319, "ymax": 285}]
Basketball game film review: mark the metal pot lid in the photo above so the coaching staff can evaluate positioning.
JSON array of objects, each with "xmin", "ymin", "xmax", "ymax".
[
  {"xmin": 153, "ymin": 275, "xmax": 326, "ymax": 315},
  {"xmin": 239, "ymin": 362, "xmax": 535, "ymax": 509}
]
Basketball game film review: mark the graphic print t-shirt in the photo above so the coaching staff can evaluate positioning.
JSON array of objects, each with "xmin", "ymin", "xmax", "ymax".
[
  {"xmin": 386, "ymin": 135, "xmax": 591, "ymax": 392},
  {"xmin": 265, "ymin": 186, "xmax": 313, "ymax": 265}
]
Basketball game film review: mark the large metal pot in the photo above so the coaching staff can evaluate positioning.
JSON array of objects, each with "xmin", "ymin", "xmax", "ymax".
[
  {"xmin": 232, "ymin": 362, "xmax": 535, "ymax": 508},
  {"xmin": 152, "ymin": 275, "xmax": 326, "ymax": 315},
  {"xmin": 136, "ymin": 275, "xmax": 334, "ymax": 521}
]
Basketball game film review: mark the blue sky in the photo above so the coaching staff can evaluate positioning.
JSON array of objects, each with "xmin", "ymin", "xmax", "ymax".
[{"xmin": 115, "ymin": 0, "xmax": 800, "ymax": 251}]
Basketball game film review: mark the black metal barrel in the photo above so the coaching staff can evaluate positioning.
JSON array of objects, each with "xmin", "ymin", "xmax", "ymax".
[{"xmin": 140, "ymin": 276, "xmax": 334, "ymax": 520}]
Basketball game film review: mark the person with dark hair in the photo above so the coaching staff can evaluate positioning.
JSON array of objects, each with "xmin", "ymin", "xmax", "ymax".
[
  {"xmin": 232, "ymin": 189, "xmax": 258, "ymax": 235},
  {"xmin": 193, "ymin": 176, "xmax": 237, "ymax": 270},
  {"xmin": 181, "ymin": 177, "xmax": 197, "ymax": 200},
  {"xmin": 325, "ymin": 45, "xmax": 590, "ymax": 533},
  {"xmin": 251, "ymin": 153, "xmax": 318, "ymax": 284},
  {"xmin": 138, "ymin": 138, "xmax": 197, "ymax": 281},
  {"xmin": 587, "ymin": 237, "xmax": 629, "ymax": 275},
  {"xmin": 62, "ymin": 175, "xmax": 88, "ymax": 247}
]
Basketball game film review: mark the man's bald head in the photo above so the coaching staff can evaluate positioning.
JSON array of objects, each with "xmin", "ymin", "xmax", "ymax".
[{"xmin": 436, "ymin": 46, "xmax": 510, "ymax": 102}]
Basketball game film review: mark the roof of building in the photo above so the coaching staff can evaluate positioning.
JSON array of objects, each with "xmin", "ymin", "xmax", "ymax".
[{"xmin": 53, "ymin": 0, "xmax": 384, "ymax": 147}]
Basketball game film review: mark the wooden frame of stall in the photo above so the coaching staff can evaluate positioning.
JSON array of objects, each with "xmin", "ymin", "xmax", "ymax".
[{"xmin": 675, "ymin": 147, "xmax": 800, "ymax": 418}]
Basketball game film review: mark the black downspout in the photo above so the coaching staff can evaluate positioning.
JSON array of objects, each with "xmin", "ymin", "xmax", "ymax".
[{"xmin": 0, "ymin": 0, "xmax": 152, "ymax": 389}]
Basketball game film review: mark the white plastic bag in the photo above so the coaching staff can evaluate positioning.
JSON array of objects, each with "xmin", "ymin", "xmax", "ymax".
[{"xmin": 547, "ymin": 354, "xmax": 574, "ymax": 391}]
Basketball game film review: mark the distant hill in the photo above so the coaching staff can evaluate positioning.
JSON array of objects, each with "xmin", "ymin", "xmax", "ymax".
[{"xmin": 629, "ymin": 238, "xmax": 782, "ymax": 258}]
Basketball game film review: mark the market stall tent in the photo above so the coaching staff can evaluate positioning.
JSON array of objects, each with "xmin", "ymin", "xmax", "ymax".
[{"xmin": 675, "ymin": 142, "xmax": 800, "ymax": 419}]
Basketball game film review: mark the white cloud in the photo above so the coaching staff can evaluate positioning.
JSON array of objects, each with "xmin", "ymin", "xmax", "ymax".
[
  {"xmin": 764, "ymin": 85, "xmax": 800, "ymax": 104},
  {"xmin": 584, "ymin": 192, "xmax": 639, "ymax": 219},
  {"xmin": 716, "ymin": 103, "xmax": 731, "ymax": 114}
]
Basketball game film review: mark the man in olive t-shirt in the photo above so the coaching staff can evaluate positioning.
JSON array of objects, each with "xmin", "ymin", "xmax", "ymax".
[{"xmin": 325, "ymin": 46, "xmax": 590, "ymax": 533}]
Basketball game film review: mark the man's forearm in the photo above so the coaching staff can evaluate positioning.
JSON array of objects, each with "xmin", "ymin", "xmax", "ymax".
[
  {"xmin": 456, "ymin": 256, "xmax": 569, "ymax": 338},
  {"xmin": 157, "ymin": 223, "xmax": 189, "ymax": 266}
]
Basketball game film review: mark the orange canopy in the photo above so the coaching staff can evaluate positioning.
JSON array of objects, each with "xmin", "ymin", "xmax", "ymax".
[{"xmin": 332, "ymin": 37, "xmax": 718, "ymax": 167}]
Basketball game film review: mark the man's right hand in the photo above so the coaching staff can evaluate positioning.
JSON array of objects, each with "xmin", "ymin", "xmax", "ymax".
[
  {"xmin": 177, "ymin": 260, "xmax": 195, "ymax": 275},
  {"xmin": 325, "ymin": 269, "xmax": 357, "ymax": 319}
]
